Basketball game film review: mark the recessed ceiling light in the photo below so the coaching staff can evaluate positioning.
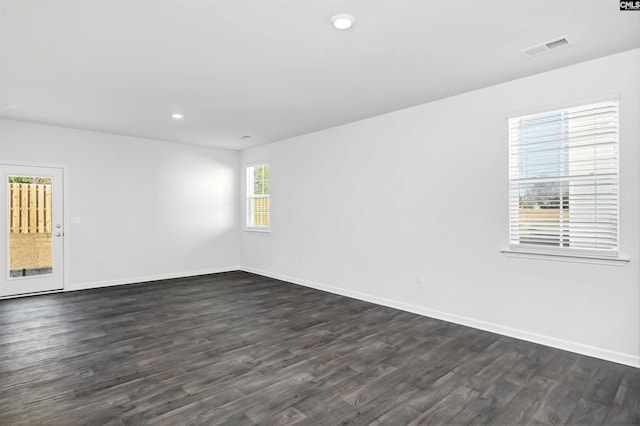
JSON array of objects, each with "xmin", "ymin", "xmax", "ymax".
[
  {"xmin": 5, "ymin": 103, "xmax": 17, "ymax": 109},
  {"xmin": 331, "ymin": 14, "xmax": 355, "ymax": 30},
  {"xmin": 171, "ymin": 113, "xmax": 183, "ymax": 119},
  {"xmin": 241, "ymin": 135, "xmax": 252, "ymax": 139}
]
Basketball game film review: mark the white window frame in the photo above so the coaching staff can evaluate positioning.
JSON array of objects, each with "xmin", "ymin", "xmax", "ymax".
[
  {"xmin": 245, "ymin": 163, "xmax": 270, "ymax": 232},
  {"xmin": 505, "ymin": 99, "xmax": 627, "ymax": 263}
]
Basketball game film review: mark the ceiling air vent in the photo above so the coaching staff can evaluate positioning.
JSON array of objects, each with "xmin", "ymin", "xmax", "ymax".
[{"xmin": 521, "ymin": 36, "xmax": 571, "ymax": 58}]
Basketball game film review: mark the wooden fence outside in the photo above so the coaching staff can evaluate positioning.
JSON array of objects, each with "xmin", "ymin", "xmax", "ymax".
[
  {"xmin": 518, "ymin": 208, "xmax": 569, "ymax": 221},
  {"xmin": 251, "ymin": 198, "xmax": 270, "ymax": 227},
  {"xmin": 9, "ymin": 183, "xmax": 53, "ymax": 234}
]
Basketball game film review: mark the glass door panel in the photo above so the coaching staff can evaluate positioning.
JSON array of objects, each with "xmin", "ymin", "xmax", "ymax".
[{"xmin": 9, "ymin": 176, "xmax": 54, "ymax": 278}]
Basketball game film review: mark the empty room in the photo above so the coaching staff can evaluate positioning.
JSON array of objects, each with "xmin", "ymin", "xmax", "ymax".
[{"xmin": 1, "ymin": 0, "xmax": 639, "ymax": 424}]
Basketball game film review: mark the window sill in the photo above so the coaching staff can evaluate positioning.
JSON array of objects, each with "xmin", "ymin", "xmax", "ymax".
[
  {"xmin": 501, "ymin": 249, "xmax": 630, "ymax": 266},
  {"xmin": 244, "ymin": 227, "xmax": 271, "ymax": 233}
]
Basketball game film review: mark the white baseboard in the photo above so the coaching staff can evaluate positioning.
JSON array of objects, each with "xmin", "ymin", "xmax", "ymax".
[
  {"xmin": 66, "ymin": 266, "xmax": 241, "ymax": 292},
  {"xmin": 241, "ymin": 266, "xmax": 640, "ymax": 369}
]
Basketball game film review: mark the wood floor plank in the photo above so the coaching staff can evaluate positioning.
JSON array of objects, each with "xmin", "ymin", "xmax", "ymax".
[
  {"xmin": 565, "ymin": 397, "xmax": 610, "ymax": 425},
  {"xmin": 0, "ymin": 271, "xmax": 638, "ymax": 425},
  {"xmin": 408, "ymin": 385, "xmax": 480, "ymax": 425}
]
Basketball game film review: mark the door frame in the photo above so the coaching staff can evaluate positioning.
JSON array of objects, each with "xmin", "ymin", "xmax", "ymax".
[{"xmin": 1, "ymin": 161, "xmax": 68, "ymax": 298}]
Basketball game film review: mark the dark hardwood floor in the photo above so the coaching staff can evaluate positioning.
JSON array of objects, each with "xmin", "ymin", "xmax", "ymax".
[{"xmin": 0, "ymin": 271, "xmax": 638, "ymax": 425}]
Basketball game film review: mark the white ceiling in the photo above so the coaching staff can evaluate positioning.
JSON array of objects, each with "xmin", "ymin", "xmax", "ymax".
[{"xmin": 1, "ymin": 0, "xmax": 639, "ymax": 150}]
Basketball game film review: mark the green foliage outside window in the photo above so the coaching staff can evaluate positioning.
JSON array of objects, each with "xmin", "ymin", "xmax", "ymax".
[
  {"xmin": 8, "ymin": 176, "xmax": 52, "ymax": 184},
  {"xmin": 253, "ymin": 165, "xmax": 270, "ymax": 196}
]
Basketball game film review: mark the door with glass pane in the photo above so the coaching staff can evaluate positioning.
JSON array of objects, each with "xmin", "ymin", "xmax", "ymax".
[{"xmin": 1, "ymin": 165, "xmax": 64, "ymax": 297}]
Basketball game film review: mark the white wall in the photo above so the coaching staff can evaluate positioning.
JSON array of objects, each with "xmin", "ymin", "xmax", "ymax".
[
  {"xmin": 241, "ymin": 49, "xmax": 640, "ymax": 367},
  {"xmin": 0, "ymin": 120, "xmax": 240, "ymax": 289}
]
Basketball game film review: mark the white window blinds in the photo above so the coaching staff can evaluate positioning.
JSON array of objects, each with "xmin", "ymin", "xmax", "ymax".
[{"xmin": 508, "ymin": 100, "xmax": 618, "ymax": 254}]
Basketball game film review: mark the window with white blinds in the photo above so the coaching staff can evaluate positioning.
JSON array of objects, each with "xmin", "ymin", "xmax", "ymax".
[
  {"xmin": 508, "ymin": 100, "xmax": 618, "ymax": 255},
  {"xmin": 246, "ymin": 163, "xmax": 270, "ymax": 229}
]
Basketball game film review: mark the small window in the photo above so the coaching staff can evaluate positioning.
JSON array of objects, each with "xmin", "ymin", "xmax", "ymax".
[
  {"xmin": 508, "ymin": 100, "xmax": 618, "ymax": 255},
  {"xmin": 246, "ymin": 163, "xmax": 270, "ymax": 229}
]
